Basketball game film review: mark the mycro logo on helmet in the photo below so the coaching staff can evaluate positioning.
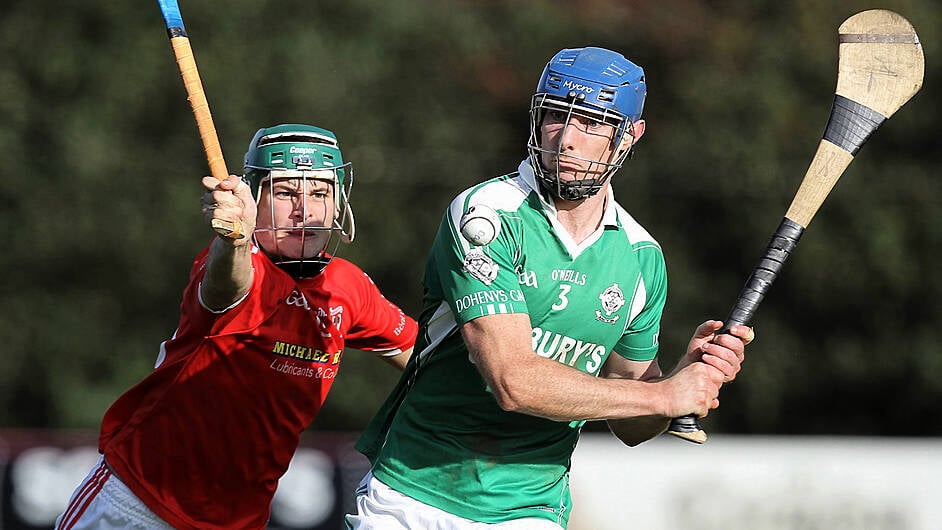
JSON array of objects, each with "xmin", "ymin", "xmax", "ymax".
[
  {"xmin": 562, "ymin": 80, "xmax": 594, "ymax": 93},
  {"xmin": 290, "ymin": 146, "xmax": 318, "ymax": 154}
]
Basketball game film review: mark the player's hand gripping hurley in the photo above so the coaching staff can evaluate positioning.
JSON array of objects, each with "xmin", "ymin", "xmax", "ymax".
[
  {"xmin": 667, "ymin": 9, "xmax": 924, "ymax": 443},
  {"xmin": 157, "ymin": 0, "xmax": 244, "ymax": 239}
]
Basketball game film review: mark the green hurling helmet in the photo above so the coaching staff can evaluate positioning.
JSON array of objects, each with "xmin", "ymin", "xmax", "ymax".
[
  {"xmin": 243, "ymin": 123, "xmax": 348, "ymax": 198},
  {"xmin": 242, "ymin": 124, "xmax": 356, "ymax": 277}
]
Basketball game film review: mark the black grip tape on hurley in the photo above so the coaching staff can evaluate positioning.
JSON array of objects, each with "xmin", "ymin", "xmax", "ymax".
[
  {"xmin": 824, "ymin": 95, "xmax": 885, "ymax": 156},
  {"xmin": 723, "ymin": 217, "xmax": 804, "ymax": 332},
  {"xmin": 668, "ymin": 218, "xmax": 804, "ymax": 443}
]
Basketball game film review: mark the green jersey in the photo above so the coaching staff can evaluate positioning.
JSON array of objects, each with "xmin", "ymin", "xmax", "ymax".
[{"xmin": 356, "ymin": 160, "xmax": 667, "ymax": 527}]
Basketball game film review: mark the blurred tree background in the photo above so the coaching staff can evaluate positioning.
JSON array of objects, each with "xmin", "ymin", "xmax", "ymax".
[{"xmin": 0, "ymin": 0, "xmax": 938, "ymax": 437}]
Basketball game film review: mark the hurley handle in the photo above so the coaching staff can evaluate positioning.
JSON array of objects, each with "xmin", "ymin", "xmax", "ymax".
[
  {"xmin": 158, "ymin": 0, "xmax": 244, "ymax": 239},
  {"xmin": 667, "ymin": 218, "xmax": 804, "ymax": 443}
]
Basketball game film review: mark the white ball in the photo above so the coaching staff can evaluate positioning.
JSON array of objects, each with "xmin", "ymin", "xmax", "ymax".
[{"xmin": 460, "ymin": 204, "xmax": 500, "ymax": 246}]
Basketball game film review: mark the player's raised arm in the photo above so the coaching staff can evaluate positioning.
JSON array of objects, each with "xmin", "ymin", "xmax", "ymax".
[{"xmin": 199, "ymin": 174, "xmax": 256, "ymax": 311}]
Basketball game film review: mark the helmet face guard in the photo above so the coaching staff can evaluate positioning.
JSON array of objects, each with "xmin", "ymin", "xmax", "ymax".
[
  {"xmin": 243, "ymin": 124, "xmax": 355, "ymax": 277},
  {"xmin": 527, "ymin": 47, "xmax": 646, "ymax": 201}
]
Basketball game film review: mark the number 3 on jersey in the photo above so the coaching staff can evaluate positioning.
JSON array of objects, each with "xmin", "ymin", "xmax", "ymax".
[{"xmin": 552, "ymin": 284, "xmax": 571, "ymax": 310}]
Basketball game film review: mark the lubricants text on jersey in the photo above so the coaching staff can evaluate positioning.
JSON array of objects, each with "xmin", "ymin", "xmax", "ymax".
[
  {"xmin": 454, "ymin": 288, "xmax": 525, "ymax": 313},
  {"xmin": 551, "ymin": 269, "xmax": 587, "ymax": 285},
  {"xmin": 532, "ymin": 327, "xmax": 606, "ymax": 374},
  {"xmin": 269, "ymin": 358, "xmax": 337, "ymax": 379},
  {"xmin": 562, "ymin": 80, "xmax": 594, "ymax": 94},
  {"xmin": 271, "ymin": 340, "xmax": 340, "ymax": 364}
]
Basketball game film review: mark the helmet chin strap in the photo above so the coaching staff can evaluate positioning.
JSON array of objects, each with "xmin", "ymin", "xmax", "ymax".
[
  {"xmin": 254, "ymin": 233, "xmax": 332, "ymax": 279},
  {"xmin": 273, "ymin": 258, "xmax": 329, "ymax": 279},
  {"xmin": 538, "ymin": 143, "xmax": 630, "ymax": 201}
]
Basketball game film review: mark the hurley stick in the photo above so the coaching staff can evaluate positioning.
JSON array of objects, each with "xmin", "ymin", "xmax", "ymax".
[
  {"xmin": 157, "ymin": 0, "xmax": 244, "ymax": 239},
  {"xmin": 668, "ymin": 9, "xmax": 924, "ymax": 443}
]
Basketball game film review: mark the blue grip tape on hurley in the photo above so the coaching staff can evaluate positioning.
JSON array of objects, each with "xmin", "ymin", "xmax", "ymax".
[{"xmin": 157, "ymin": 0, "xmax": 186, "ymax": 34}]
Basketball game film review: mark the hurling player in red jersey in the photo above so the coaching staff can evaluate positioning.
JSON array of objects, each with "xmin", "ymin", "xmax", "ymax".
[{"xmin": 56, "ymin": 124, "xmax": 417, "ymax": 530}]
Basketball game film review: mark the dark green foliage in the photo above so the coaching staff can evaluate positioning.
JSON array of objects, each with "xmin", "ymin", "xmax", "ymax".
[{"xmin": 1, "ymin": 0, "xmax": 939, "ymax": 435}]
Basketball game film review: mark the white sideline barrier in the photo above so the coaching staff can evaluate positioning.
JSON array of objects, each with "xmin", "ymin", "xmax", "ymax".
[
  {"xmin": 5, "ymin": 433, "xmax": 941, "ymax": 529},
  {"xmin": 569, "ymin": 434, "xmax": 942, "ymax": 530}
]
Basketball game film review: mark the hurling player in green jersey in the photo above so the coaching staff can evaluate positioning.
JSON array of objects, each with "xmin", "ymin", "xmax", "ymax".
[{"xmin": 346, "ymin": 48, "xmax": 754, "ymax": 530}]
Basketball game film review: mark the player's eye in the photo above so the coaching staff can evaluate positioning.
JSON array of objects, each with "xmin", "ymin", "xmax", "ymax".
[{"xmin": 544, "ymin": 110, "xmax": 567, "ymax": 123}]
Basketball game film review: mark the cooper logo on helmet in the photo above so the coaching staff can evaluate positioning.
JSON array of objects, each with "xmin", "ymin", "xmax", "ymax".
[{"xmin": 289, "ymin": 145, "xmax": 319, "ymax": 154}]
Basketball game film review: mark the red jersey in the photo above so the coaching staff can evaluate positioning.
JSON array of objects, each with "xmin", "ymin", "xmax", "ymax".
[{"xmin": 98, "ymin": 245, "xmax": 417, "ymax": 529}]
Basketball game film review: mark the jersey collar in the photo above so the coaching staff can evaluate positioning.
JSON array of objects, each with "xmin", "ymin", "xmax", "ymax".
[{"xmin": 518, "ymin": 158, "xmax": 619, "ymax": 229}]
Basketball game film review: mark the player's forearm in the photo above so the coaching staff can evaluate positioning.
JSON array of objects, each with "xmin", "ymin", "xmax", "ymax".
[
  {"xmin": 484, "ymin": 356, "xmax": 672, "ymax": 422},
  {"xmin": 200, "ymin": 238, "xmax": 254, "ymax": 311},
  {"xmin": 463, "ymin": 315, "xmax": 675, "ymax": 422}
]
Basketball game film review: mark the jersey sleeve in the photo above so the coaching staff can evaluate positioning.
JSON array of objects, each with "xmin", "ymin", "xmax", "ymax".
[
  {"xmin": 612, "ymin": 243, "xmax": 667, "ymax": 361},
  {"xmin": 429, "ymin": 195, "xmax": 528, "ymax": 324},
  {"xmin": 339, "ymin": 263, "xmax": 418, "ymax": 354}
]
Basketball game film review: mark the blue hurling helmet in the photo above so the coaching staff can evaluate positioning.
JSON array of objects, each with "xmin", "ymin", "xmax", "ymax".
[{"xmin": 527, "ymin": 47, "xmax": 646, "ymax": 201}]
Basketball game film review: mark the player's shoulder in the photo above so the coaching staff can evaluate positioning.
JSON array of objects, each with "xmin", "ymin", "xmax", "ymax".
[
  {"xmin": 611, "ymin": 201, "xmax": 661, "ymax": 251},
  {"xmin": 450, "ymin": 171, "xmax": 530, "ymax": 216},
  {"xmin": 322, "ymin": 256, "xmax": 369, "ymax": 281},
  {"xmin": 304, "ymin": 257, "xmax": 378, "ymax": 303}
]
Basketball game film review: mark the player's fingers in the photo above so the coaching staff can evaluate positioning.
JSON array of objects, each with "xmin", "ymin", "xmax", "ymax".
[
  {"xmin": 232, "ymin": 179, "xmax": 253, "ymax": 201},
  {"xmin": 727, "ymin": 325, "xmax": 756, "ymax": 346},
  {"xmin": 742, "ymin": 326, "xmax": 756, "ymax": 346},
  {"xmin": 700, "ymin": 342, "xmax": 741, "ymax": 382},
  {"xmin": 201, "ymin": 175, "xmax": 222, "ymax": 191},
  {"xmin": 215, "ymin": 174, "xmax": 244, "ymax": 191},
  {"xmin": 694, "ymin": 320, "xmax": 722, "ymax": 339}
]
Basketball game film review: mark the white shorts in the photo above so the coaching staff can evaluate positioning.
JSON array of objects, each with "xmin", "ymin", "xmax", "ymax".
[
  {"xmin": 344, "ymin": 471, "xmax": 564, "ymax": 530},
  {"xmin": 55, "ymin": 456, "xmax": 173, "ymax": 530}
]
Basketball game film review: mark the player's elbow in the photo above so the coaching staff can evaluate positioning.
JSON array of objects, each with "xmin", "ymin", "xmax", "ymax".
[
  {"xmin": 489, "ymin": 381, "xmax": 526, "ymax": 412},
  {"xmin": 488, "ymin": 373, "xmax": 540, "ymax": 413}
]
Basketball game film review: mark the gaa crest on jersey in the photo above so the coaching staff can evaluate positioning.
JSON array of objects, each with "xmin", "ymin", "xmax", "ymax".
[
  {"xmin": 518, "ymin": 267, "xmax": 538, "ymax": 288},
  {"xmin": 463, "ymin": 248, "xmax": 499, "ymax": 285},
  {"xmin": 595, "ymin": 282, "xmax": 625, "ymax": 324}
]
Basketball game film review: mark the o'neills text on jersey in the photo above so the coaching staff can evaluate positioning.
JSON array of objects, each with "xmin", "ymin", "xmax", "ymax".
[{"xmin": 551, "ymin": 268, "xmax": 587, "ymax": 285}]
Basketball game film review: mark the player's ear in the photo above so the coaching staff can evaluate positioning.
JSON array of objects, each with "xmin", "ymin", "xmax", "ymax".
[
  {"xmin": 616, "ymin": 119, "xmax": 645, "ymax": 156},
  {"xmin": 629, "ymin": 119, "xmax": 645, "ymax": 141}
]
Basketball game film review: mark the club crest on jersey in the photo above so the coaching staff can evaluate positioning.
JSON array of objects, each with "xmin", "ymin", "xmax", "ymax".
[
  {"xmin": 596, "ymin": 283, "xmax": 625, "ymax": 324},
  {"xmin": 463, "ymin": 249, "xmax": 499, "ymax": 285},
  {"xmin": 330, "ymin": 305, "xmax": 344, "ymax": 329},
  {"xmin": 314, "ymin": 306, "xmax": 333, "ymax": 338}
]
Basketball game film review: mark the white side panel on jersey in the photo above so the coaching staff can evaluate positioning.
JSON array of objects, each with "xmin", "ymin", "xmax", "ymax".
[
  {"xmin": 626, "ymin": 275, "xmax": 647, "ymax": 328},
  {"xmin": 416, "ymin": 301, "xmax": 459, "ymax": 364}
]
